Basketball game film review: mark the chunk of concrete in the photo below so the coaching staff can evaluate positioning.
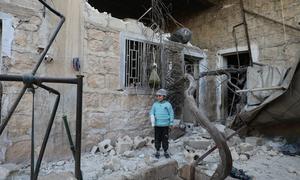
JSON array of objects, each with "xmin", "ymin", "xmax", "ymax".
[
  {"xmin": 0, "ymin": 163, "xmax": 19, "ymax": 179},
  {"xmin": 133, "ymin": 136, "xmax": 147, "ymax": 149},
  {"xmin": 184, "ymin": 138, "xmax": 211, "ymax": 150},
  {"xmin": 238, "ymin": 143, "xmax": 254, "ymax": 153},
  {"xmin": 116, "ymin": 136, "xmax": 133, "ymax": 154},
  {"xmin": 98, "ymin": 139, "xmax": 113, "ymax": 154},
  {"xmin": 123, "ymin": 150, "xmax": 135, "ymax": 158},
  {"xmin": 143, "ymin": 159, "xmax": 178, "ymax": 180},
  {"xmin": 178, "ymin": 164, "xmax": 193, "ymax": 180},
  {"xmin": 245, "ymin": 136, "xmax": 264, "ymax": 146}
]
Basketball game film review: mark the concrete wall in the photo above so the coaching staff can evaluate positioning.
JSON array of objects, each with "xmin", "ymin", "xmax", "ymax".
[{"xmin": 183, "ymin": 0, "xmax": 300, "ymax": 121}]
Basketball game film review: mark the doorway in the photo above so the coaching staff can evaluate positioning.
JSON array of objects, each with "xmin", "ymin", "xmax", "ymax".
[{"xmin": 223, "ymin": 52, "xmax": 249, "ymax": 117}]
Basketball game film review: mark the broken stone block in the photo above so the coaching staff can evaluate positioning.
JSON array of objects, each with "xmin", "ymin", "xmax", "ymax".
[
  {"xmin": 238, "ymin": 143, "xmax": 254, "ymax": 153},
  {"xmin": 133, "ymin": 136, "xmax": 147, "ymax": 149},
  {"xmin": 123, "ymin": 150, "xmax": 135, "ymax": 158},
  {"xmin": 91, "ymin": 145, "xmax": 99, "ymax": 154},
  {"xmin": 184, "ymin": 137, "xmax": 211, "ymax": 150},
  {"xmin": 194, "ymin": 166, "xmax": 211, "ymax": 180},
  {"xmin": 98, "ymin": 139, "xmax": 113, "ymax": 154},
  {"xmin": 0, "ymin": 163, "xmax": 19, "ymax": 179},
  {"xmin": 183, "ymin": 149, "xmax": 202, "ymax": 163},
  {"xmin": 143, "ymin": 159, "xmax": 178, "ymax": 180},
  {"xmin": 268, "ymin": 150, "xmax": 278, "ymax": 157},
  {"xmin": 109, "ymin": 150, "xmax": 116, "ymax": 156},
  {"xmin": 116, "ymin": 136, "xmax": 133, "ymax": 154},
  {"xmin": 144, "ymin": 136, "xmax": 155, "ymax": 146},
  {"xmin": 178, "ymin": 164, "xmax": 193, "ymax": 180},
  {"xmin": 239, "ymin": 154, "xmax": 249, "ymax": 161},
  {"xmin": 261, "ymin": 145, "xmax": 272, "ymax": 152},
  {"xmin": 245, "ymin": 136, "xmax": 264, "ymax": 146}
]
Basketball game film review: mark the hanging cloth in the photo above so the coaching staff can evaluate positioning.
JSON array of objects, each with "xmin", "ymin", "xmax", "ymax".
[
  {"xmin": 149, "ymin": 51, "xmax": 160, "ymax": 88},
  {"xmin": 149, "ymin": 66, "xmax": 160, "ymax": 88}
]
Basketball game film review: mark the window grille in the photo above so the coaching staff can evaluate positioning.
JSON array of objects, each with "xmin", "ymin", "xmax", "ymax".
[{"xmin": 125, "ymin": 39, "xmax": 160, "ymax": 88}]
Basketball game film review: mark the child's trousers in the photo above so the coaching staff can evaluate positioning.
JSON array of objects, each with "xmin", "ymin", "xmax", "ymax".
[{"xmin": 154, "ymin": 126, "xmax": 169, "ymax": 152}]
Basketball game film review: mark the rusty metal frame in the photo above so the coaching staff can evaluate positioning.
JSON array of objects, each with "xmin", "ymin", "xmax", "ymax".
[{"xmin": 0, "ymin": 1, "xmax": 83, "ymax": 179}]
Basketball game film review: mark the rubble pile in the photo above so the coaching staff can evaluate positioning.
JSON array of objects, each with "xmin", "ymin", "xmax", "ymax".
[{"xmin": 1, "ymin": 123, "xmax": 300, "ymax": 180}]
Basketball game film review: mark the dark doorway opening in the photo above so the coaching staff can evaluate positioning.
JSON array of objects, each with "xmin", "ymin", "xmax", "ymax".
[{"xmin": 224, "ymin": 52, "xmax": 249, "ymax": 117}]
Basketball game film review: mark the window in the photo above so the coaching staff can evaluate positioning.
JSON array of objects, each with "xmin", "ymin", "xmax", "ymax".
[{"xmin": 124, "ymin": 39, "xmax": 161, "ymax": 88}]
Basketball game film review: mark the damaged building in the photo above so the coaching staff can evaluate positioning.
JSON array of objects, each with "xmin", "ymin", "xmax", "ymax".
[{"xmin": 0, "ymin": 0, "xmax": 299, "ymax": 179}]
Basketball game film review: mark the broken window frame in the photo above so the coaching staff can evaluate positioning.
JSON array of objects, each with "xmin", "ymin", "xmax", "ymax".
[{"xmin": 120, "ymin": 33, "xmax": 162, "ymax": 94}]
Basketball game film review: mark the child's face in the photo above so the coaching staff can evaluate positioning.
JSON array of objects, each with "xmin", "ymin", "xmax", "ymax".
[{"xmin": 156, "ymin": 95, "xmax": 164, "ymax": 102}]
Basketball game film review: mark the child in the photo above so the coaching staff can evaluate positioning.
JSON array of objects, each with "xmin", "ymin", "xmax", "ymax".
[{"xmin": 150, "ymin": 88, "xmax": 174, "ymax": 158}]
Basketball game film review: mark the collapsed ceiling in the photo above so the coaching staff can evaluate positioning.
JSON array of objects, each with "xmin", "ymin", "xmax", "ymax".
[{"xmin": 87, "ymin": 0, "xmax": 218, "ymax": 28}]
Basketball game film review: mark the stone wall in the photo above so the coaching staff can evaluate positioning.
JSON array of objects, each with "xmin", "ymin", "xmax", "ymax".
[
  {"xmin": 0, "ymin": 0, "xmax": 84, "ymax": 163},
  {"xmin": 183, "ymin": 0, "xmax": 300, "ymax": 121},
  {"xmin": 82, "ymin": 3, "xmax": 155, "ymax": 150}
]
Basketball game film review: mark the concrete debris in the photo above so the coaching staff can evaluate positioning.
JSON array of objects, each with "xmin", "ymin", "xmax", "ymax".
[
  {"xmin": 116, "ymin": 136, "xmax": 133, "ymax": 154},
  {"xmin": 133, "ymin": 136, "xmax": 147, "ymax": 149},
  {"xmin": 123, "ymin": 150, "xmax": 135, "ymax": 158},
  {"xmin": 245, "ymin": 137, "xmax": 264, "ymax": 146},
  {"xmin": 183, "ymin": 137, "xmax": 211, "ymax": 150},
  {"xmin": 91, "ymin": 145, "xmax": 99, "ymax": 154},
  {"xmin": 0, "ymin": 163, "xmax": 19, "ymax": 179},
  {"xmin": 98, "ymin": 139, "xmax": 114, "ymax": 154},
  {"xmin": 8, "ymin": 123, "xmax": 300, "ymax": 180},
  {"xmin": 238, "ymin": 143, "xmax": 254, "ymax": 153},
  {"xmin": 144, "ymin": 136, "xmax": 155, "ymax": 146},
  {"xmin": 239, "ymin": 154, "xmax": 249, "ymax": 161}
]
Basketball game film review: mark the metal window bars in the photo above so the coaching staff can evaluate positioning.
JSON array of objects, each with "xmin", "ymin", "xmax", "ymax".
[
  {"xmin": 125, "ymin": 39, "xmax": 161, "ymax": 88},
  {"xmin": 0, "ymin": 1, "xmax": 83, "ymax": 180}
]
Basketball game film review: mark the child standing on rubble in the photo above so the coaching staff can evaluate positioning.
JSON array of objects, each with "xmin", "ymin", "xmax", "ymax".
[{"xmin": 150, "ymin": 88, "xmax": 174, "ymax": 158}]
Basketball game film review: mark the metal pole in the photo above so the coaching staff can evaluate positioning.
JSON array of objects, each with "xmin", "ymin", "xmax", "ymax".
[
  {"xmin": 240, "ymin": 0, "xmax": 253, "ymax": 66},
  {"xmin": 75, "ymin": 75, "xmax": 83, "ymax": 180},
  {"xmin": 63, "ymin": 115, "xmax": 83, "ymax": 179},
  {"xmin": 236, "ymin": 86, "xmax": 286, "ymax": 93},
  {"xmin": 0, "ymin": 74, "xmax": 78, "ymax": 84},
  {"xmin": 29, "ymin": 87, "xmax": 35, "ymax": 180},
  {"xmin": 33, "ymin": 84, "xmax": 60, "ymax": 180}
]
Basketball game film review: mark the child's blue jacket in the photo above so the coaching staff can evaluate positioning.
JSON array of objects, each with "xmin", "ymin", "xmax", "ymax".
[{"xmin": 150, "ymin": 100, "xmax": 174, "ymax": 127}]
